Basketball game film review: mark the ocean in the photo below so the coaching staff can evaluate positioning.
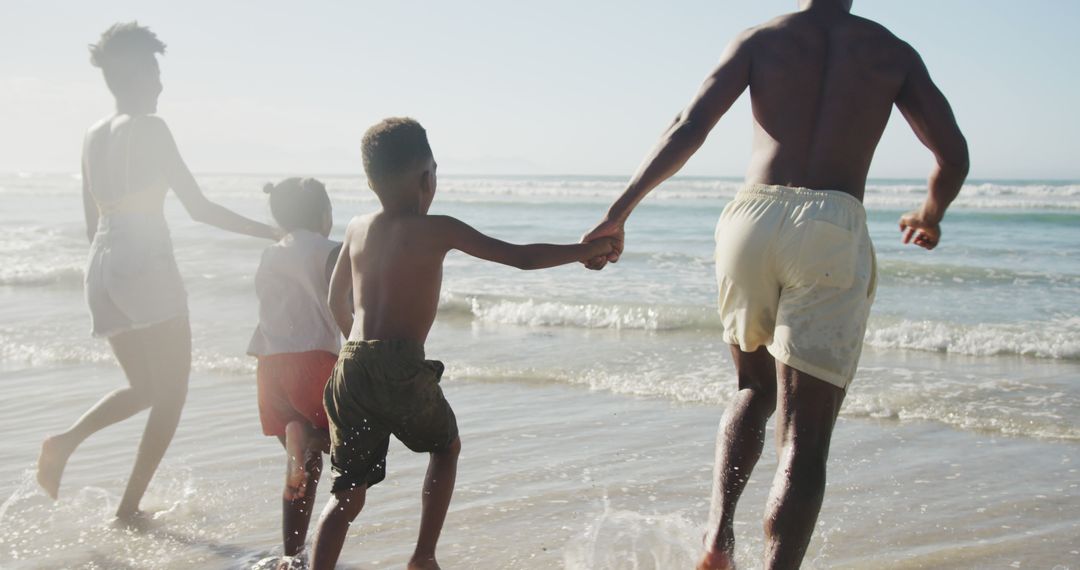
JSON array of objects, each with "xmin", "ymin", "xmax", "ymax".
[{"xmin": 0, "ymin": 173, "xmax": 1077, "ymax": 568}]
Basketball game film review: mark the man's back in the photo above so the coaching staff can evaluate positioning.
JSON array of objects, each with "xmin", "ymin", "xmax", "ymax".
[{"xmin": 744, "ymin": 11, "xmax": 913, "ymax": 198}]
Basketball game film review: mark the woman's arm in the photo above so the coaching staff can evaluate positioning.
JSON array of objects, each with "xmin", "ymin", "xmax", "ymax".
[
  {"xmin": 81, "ymin": 158, "xmax": 99, "ymax": 243},
  {"xmin": 146, "ymin": 117, "xmax": 279, "ymax": 240}
]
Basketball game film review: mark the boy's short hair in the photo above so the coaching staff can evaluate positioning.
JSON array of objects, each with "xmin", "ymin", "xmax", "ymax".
[
  {"xmin": 263, "ymin": 177, "xmax": 331, "ymax": 233},
  {"xmin": 89, "ymin": 22, "xmax": 165, "ymax": 95},
  {"xmin": 361, "ymin": 117, "xmax": 433, "ymax": 189}
]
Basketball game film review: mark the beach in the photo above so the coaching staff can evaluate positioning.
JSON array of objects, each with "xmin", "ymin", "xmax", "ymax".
[{"xmin": 1, "ymin": 173, "xmax": 1078, "ymax": 568}]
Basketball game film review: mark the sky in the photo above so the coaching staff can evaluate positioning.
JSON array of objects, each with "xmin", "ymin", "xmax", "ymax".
[{"xmin": 2, "ymin": 0, "xmax": 1078, "ymax": 179}]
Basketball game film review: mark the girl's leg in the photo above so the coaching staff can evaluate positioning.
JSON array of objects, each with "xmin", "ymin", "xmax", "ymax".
[{"xmin": 281, "ymin": 423, "xmax": 325, "ymax": 559}]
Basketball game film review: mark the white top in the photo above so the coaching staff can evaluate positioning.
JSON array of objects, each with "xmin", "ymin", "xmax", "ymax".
[{"xmin": 248, "ymin": 230, "xmax": 342, "ymax": 356}]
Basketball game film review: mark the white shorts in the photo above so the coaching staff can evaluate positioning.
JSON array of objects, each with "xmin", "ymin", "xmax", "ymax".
[{"xmin": 715, "ymin": 184, "xmax": 877, "ymax": 389}]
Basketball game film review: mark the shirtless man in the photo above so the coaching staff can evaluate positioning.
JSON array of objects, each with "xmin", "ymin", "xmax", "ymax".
[
  {"xmin": 582, "ymin": 1, "xmax": 969, "ymax": 568},
  {"xmin": 310, "ymin": 117, "xmax": 614, "ymax": 569}
]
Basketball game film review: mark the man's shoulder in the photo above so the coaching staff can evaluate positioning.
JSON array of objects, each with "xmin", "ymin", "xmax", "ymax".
[{"xmin": 846, "ymin": 15, "xmax": 915, "ymax": 53}]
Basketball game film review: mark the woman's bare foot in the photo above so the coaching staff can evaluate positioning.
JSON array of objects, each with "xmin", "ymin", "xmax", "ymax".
[
  {"xmin": 284, "ymin": 422, "xmax": 310, "ymax": 501},
  {"xmin": 36, "ymin": 436, "xmax": 75, "ymax": 499},
  {"xmin": 407, "ymin": 554, "xmax": 441, "ymax": 570},
  {"xmin": 113, "ymin": 508, "xmax": 161, "ymax": 531}
]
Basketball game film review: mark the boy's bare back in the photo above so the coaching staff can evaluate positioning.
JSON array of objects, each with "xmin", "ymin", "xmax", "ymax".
[{"xmin": 337, "ymin": 212, "xmax": 446, "ymax": 344}]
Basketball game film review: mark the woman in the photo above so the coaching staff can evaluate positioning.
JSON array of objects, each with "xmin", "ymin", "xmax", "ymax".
[{"xmin": 36, "ymin": 22, "xmax": 279, "ymax": 521}]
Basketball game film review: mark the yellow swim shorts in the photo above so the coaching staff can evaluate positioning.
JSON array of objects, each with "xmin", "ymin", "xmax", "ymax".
[{"xmin": 714, "ymin": 184, "xmax": 877, "ymax": 389}]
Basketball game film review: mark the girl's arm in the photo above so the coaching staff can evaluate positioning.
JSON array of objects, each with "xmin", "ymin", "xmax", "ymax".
[{"xmin": 328, "ymin": 232, "xmax": 354, "ymax": 338}]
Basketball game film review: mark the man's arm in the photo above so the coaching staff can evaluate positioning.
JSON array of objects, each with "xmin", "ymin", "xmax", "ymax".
[
  {"xmin": 431, "ymin": 216, "xmax": 614, "ymax": 270},
  {"xmin": 582, "ymin": 30, "xmax": 754, "ymax": 266},
  {"xmin": 147, "ymin": 117, "xmax": 280, "ymax": 240},
  {"xmin": 328, "ymin": 231, "xmax": 354, "ymax": 337},
  {"xmin": 895, "ymin": 49, "xmax": 970, "ymax": 250}
]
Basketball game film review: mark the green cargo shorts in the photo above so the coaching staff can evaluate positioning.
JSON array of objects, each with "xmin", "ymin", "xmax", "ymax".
[{"xmin": 324, "ymin": 339, "xmax": 459, "ymax": 493}]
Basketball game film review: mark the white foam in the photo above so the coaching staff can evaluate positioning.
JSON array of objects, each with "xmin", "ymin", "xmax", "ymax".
[
  {"xmin": 563, "ymin": 496, "xmax": 701, "ymax": 570},
  {"xmin": 865, "ymin": 316, "xmax": 1080, "ymax": 360}
]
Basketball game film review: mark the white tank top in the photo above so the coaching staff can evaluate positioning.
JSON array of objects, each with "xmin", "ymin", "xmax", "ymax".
[{"xmin": 247, "ymin": 230, "xmax": 342, "ymax": 356}]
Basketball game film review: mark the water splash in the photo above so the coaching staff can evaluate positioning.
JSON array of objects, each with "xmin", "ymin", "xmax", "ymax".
[{"xmin": 563, "ymin": 494, "xmax": 701, "ymax": 570}]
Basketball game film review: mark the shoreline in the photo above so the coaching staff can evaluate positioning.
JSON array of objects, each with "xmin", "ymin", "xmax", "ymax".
[{"xmin": 2, "ymin": 363, "xmax": 1077, "ymax": 569}]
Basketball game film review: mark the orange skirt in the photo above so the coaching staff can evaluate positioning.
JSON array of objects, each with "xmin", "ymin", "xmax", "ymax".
[{"xmin": 256, "ymin": 351, "xmax": 337, "ymax": 437}]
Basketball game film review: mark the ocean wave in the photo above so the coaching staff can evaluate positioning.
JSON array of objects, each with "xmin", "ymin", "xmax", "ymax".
[
  {"xmin": 0, "ymin": 334, "xmax": 256, "ymax": 376},
  {"xmin": 0, "ymin": 264, "xmax": 84, "ymax": 287},
  {"xmin": 441, "ymin": 293, "xmax": 1080, "ymax": 360},
  {"xmin": 1, "ymin": 327, "xmax": 1074, "ymax": 442},
  {"xmin": 439, "ymin": 292, "xmax": 716, "ymax": 331},
  {"xmin": 865, "ymin": 316, "xmax": 1080, "ymax": 360},
  {"xmin": 448, "ymin": 362, "xmax": 1079, "ymax": 442}
]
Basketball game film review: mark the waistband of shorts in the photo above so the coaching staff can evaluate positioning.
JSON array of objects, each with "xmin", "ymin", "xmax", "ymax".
[
  {"xmin": 340, "ymin": 339, "xmax": 425, "ymax": 361},
  {"xmin": 737, "ymin": 184, "xmax": 866, "ymax": 212}
]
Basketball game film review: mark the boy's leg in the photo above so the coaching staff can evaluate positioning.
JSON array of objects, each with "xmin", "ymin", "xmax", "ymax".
[
  {"xmin": 698, "ymin": 346, "xmax": 777, "ymax": 570},
  {"xmin": 281, "ymin": 423, "xmax": 325, "ymax": 558},
  {"xmin": 310, "ymin": 486, "xmax": 367, "ymax": 570},
  {"xmin": 410, "ymin": 436, "xmax": 461, "ymax": 570},
  {"xmin": 762, "ymin": 364, "xmax": 845, "ymax": 570}
]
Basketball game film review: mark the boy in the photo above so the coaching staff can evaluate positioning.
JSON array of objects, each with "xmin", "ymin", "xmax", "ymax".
[{"xmin": 310, "ymin": 117, "xmax": 615, "ymax": 569}]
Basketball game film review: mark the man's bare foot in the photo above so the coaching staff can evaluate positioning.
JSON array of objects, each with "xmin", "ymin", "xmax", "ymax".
[
  {"xmin": 697, "ymin": 528, "xmax": 736, "ymax": 570},
  {"xmin": 284, "ymin": 422, "xmax": 310, "ymax": 501},
  {"xmin": 407, "ymin": 554, "xmax": 441, "ymax": 570},
  {"xmin": 696, "ymin": 549, "xmax": 736, "ymax": 570},
  {"xmin": 36, "ymin": 436, "xmax": 74, "ymax": 500},
  {"xmin": 275, "ymin": 555, "xmax": 303, "ymax": 570}
]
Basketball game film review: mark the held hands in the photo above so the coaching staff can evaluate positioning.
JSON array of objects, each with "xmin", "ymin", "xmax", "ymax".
[
  {"xmin": 581, "ymin": 236, "xmax": 619, "ymax": 264},
  {"xmin": 898, "ymin": 208, "xmax": 942, "ymax": 250},
  {"xmin": 580, "ymin": 218, "xmax": 625, "ymax": 270}
]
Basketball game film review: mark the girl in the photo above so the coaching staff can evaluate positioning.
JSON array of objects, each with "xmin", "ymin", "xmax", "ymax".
[{"xmin": 248, "ymin": 177, "xmax": 341, "ymax": 565}]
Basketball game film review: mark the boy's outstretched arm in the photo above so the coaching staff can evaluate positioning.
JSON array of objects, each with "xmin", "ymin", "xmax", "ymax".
[
  {"xmin": 431, "ymin": 216, "xmax": 614, "ymax": 270},
  {"xmin": 328, "ymin": 228, "xmax": 354, "ymax": 337}
]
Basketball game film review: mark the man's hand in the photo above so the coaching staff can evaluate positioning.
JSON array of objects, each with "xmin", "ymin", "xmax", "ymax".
[
  {"xmin": 580, "ymin": 218, "xmax": 625, "ymax": 270},
  {"xmin": 899, "ymin": 209, "xmax": 941, "ymax": 250}
]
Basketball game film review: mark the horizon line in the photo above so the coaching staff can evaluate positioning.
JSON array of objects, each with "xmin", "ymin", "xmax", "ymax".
[{"xmin": 3, "ymin": 171, "xmax": 1078, "ymax": 183}]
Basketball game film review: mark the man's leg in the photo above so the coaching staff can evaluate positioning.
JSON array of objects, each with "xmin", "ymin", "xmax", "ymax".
[
  {"xmin": 310, "ymin": 485, "xmax": 367, "ymax": 570},
  {"xmin": 410, "ymin": 436, "xmax": 461, "ymax": 570},
  {"xmin": 762, "ymin": 364, "xmax": 845, "ymax": 570},
  {"xmin": 698, "ymin": 346, "xmax": 777, "ymax": 570}
]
